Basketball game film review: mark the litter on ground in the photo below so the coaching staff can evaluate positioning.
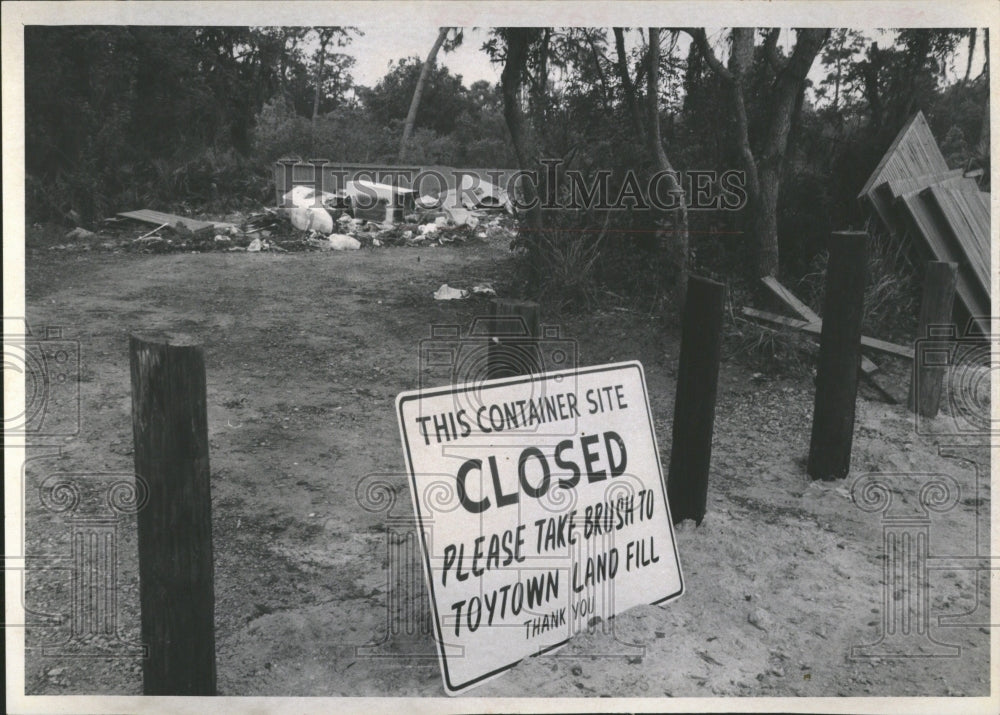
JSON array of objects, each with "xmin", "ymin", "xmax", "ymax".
[{"xmin": 433, "ymin": 284, "xmax": 469, "ymax": 300}]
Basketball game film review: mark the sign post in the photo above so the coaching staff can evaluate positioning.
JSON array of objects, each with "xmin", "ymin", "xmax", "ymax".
[{"xmin": 396, "ymin": 361, "xmax": 683, "ymax": 694}]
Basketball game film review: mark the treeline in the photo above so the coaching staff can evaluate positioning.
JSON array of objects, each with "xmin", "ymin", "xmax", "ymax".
[{"xmin": 24, "ymin": 26, "xmax": 989, "ymax": 298}]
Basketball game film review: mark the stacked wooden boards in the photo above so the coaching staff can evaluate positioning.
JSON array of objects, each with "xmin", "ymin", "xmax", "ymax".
[{"xmin": 858, "ymin": 111, "xmax": 991, "ymax": 334}]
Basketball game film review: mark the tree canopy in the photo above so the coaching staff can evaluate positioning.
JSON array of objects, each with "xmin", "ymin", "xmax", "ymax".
[{"xmin": 24, "ymin": 25, "xmax": 989, "ymax": 300}]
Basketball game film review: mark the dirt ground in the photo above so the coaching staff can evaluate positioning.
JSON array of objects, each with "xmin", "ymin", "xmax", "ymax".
[{"xmin": 21, "ymin": 225, "xmax": 991, "ymax": 700}]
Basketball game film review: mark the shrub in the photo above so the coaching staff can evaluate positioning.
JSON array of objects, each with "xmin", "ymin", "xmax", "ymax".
[{"xmin": 800, "ymin": 228, "xmax": 920, "ymax": 343}]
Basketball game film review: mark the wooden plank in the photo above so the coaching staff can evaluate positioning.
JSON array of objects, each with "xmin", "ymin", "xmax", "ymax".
[
  {"xmin": 741, "ymin": 308, "xmax": 880, "ymax": 371},
  {"xmin": 741, "ymin": 307, "xmax": 913, "ymax": 360},
  {"xmin": 759, "ymin": 276, "xmax": 881, "ymax": 375},
  {"xmin": 922, "ymin": 182, "xmax": 989, "ymax": 293},
  {"xmin": 740, "ymin": 307, "xmax": 896, "ymax": 401},
  {"xmin": 119, "ymin": 209, "xmax": 234, "ymax": 233},
  {"xmin": 884, "ymin": 169, "xmax": 965, "ymax": 199},
  {"xmin": 895, "ymin": 190, "xmax": 990, "ymax": 335},
  {"xmin": 760, "ymin": 276, "xmax": 821, "ymax": 325},
  {"xmin": 859, "ymin": 112, "xmax": 949, "ymax": 200}
]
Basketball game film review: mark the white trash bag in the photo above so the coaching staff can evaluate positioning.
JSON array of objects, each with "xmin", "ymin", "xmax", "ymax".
[
  {"xmin": 289, "ymin": 207, "xmax": 334, "ymax": 234},
  {"xmin": 327, "ymin": 234, "xmax": 361, "ymax": 251},
  {"xmin": 433, "ymin": 284, "xmax": 468, "ymax": 300}
]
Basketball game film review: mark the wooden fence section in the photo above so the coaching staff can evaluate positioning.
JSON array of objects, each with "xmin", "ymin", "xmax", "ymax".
[
  {"xmin": 859, "ymin": 111, "xmax": 990, "ymax": 336},
  {"xmin": 857, "ymin": 111, "xmax": 950, "ymax": 231}
]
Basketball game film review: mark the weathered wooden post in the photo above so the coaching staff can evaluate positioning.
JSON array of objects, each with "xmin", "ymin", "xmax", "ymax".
[
  {"xmin": 667, "ymin": 276, "xmax": 725, "ymax": 525},
  {"xmin": 486, "ymin": 299, "xmax": 541, "ymax": 379},
  {"xmin": 808, "ymin": 231, "xmax": 869, "ymax": 480},
  {"xmin": 130, "ymin": 334, "xmax": 216, "ymax": 695},
  {"xmin": 908, "ymin": 261, "xmax": 958, "ymax": 417}
]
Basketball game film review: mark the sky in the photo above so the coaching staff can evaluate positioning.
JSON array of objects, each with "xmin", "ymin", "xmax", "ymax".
[
  {"xmin": 342, "ymin": 26, "xmax": 987, "ymax": 94},
  {"xmin": 348, "ymin": 26, "xmax": 499, "ymax": 88}
]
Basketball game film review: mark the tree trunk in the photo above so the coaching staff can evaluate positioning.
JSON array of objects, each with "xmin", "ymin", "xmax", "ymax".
[
  {"xmin": 965, "ymin": 29, "xmax": 977, "ymax": 83},
  {"xmin": 685, "ymin": 27, "xmax": 825, "ymax": 279},
  {"xmin": 646, "ymin": 28, "xmax": 689, "ymax": 306},
  {"xmin": 861, "ymin": 42, "xmax": 884, "ymax": 133},
  {"xmin": 613, "ymin": 28, "xmax": 645, "ymax": 139},
  {"xmin": 500, "ymin": 29, "xmax": 543, "ymax": 238},
  {"xmin": 976, "ymin": 31, "xmax": 989, "ymax": 161},
  {"xmin": 753, "ymin": 28, "xmax": 828, "ymax": 278},
  {"xmin": 399, "ymin": 27, "xmax": 449, "ymax": 162},
  {"xmin": 531, "ymin": 28, "xmax": 551, "ymax": 127},
  {"xmin": 312, "ymin": 31, "xmax": 330, "ymax": 122},
  {"xmin": 587, "ymin": 35, "xmax": 612, "ymax": 116},
  {"xmin": 753, "ymin": 166, "xmax": 781, "ymax": 277}
]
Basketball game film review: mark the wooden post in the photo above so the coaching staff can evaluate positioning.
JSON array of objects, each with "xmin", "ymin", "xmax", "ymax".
[
  {"xmin": 486, "ymin": 299, "xmax": 541, "ymax": 379},
  {"xmin": 908, "ymin": 262, "xmax": 958, "ymax": 417},
  {"xmin": 667, "ymin": 276, "xmax": 725, "ymax": 525},
  {"xmin": 130, "ymin": 335, "xmax": 216, "ymax": 695},
  {"xmin": 808, "ymin": 231, "xmax": 869, "ymax": 480}
]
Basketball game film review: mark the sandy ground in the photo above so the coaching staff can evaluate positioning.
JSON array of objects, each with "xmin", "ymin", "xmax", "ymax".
[{"xmin": 20, "ymin": 229, "xmax": 991, "ymax": 699}]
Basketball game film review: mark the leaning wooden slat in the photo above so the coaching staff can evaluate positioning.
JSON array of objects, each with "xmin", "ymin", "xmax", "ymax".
[
  {"xmin": 759, "ymin": 276, "xmax": 881, "ymax": 376},
  {"xmin": 895, "ymin": 191, "xmax": 990, "ymax": 335},
  {"xmin": 739, "ymin": 308, "xmax": 896, "ymax": 402},
  {"xmin": 884, "ymin": 169, "xmax": 964, "ymax": 199},
  {"xmin": 921, "ymin": 182, "xmax": 990, "ymax": 297},
  {"xmin": 760, "ymin": 276, "xmax": 821, "ymax": 325},
  {"xmin": 741, "ymin": 307, "xmax": 913, "ymax": 360}
]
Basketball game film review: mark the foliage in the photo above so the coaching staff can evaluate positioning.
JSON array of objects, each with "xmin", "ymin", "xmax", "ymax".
[
  {"xmin": 24, "ymin": 24, "xmax": 988, "ymax": 337},
  {"xmin": 359, "ymin": 58, "xmax": 470, "ymax": 135},
  {"xmin": 800, "ymin": 228, "xmax": 920, "ymax": 343},
  {"xmin": 726, "ymin": 319, "xmax": 814, "ymax": 376}
]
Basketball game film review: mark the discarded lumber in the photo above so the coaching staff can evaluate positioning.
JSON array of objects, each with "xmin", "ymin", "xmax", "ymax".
[
  {"xmin": 740, "ymin": 307, "xmax": 896, "ymax": 403},
  {"xmin": 761, "ymin": 276, "xmax": 821, "ymax": 325},
  {"xmin": 759, "ymin": 277, "xmax": 880, "ymax": 374},
  {"xmin": 740, "ymin": 307, "xmax": 913, "ymax": 361},
  {"xmin": 808, "ymin": 232, "xmax": 868, "ymax": 481},
  {"xmin": 859, "ymin": 111, "xmax": 990, "ymax": 336}
]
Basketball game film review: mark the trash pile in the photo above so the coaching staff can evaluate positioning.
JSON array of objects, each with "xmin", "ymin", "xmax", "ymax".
[
  {"xmin": 45, "ymin": 181, "xmax": 516, "ymax": 254},
  {"xmin": 276, "ymin": 181, "xmax": 514, "ymax": 250}
]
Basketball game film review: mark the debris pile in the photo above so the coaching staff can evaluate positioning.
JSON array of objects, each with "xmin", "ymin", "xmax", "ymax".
[
  {"xmin": 44, "ymin": 191, "xmax": 516, "ymax": 254},
  {"xmin": 858, "ymin": 111, "xmax": 990, "ymax": 333}
]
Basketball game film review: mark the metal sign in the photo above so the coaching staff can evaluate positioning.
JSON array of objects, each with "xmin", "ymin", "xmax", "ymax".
[{"xmin": 396, "ymin": 361, "xmax": 683, "ymax": 694}]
